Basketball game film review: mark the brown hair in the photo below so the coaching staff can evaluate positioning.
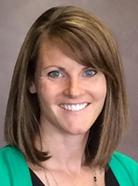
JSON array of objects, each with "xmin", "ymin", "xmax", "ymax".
[{"xmin": 4, "ymin": 5, "xmax": 128, "ymax": 168}]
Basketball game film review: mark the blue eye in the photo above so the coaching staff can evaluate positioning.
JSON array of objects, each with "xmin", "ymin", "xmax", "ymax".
[
  {"xmin": 83, "ymin": 68, "xmax": 97, "ymax": 77},
  {"xmin": 48, "ymin": 70, "xmax": 63, "ymax": 79}
]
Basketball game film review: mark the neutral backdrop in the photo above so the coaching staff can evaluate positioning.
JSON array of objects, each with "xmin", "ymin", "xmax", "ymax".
[{"xmin": 0, "ymin": 0, "xmax": 138, "ymax": 160}]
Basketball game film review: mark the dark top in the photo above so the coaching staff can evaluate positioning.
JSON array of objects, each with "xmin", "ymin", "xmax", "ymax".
[{"xmin": 30, "ymin": 167, "xmax": 119, "ymax": 186}]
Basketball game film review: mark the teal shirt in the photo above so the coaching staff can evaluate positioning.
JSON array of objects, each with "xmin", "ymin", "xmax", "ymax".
[{"xmin": 0, "ymin": 145, "xmax": 138, "ymax": 186}]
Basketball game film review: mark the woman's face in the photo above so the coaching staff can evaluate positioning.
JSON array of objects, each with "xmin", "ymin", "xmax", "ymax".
[{"xmin": 31, "ymin": 41, "xmax": 107, "ymax": 136}]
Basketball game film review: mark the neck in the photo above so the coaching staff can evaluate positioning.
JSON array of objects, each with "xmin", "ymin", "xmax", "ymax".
[{"xmin": 36, "ymin": 122, "xmax": 89, "ymax": 173}]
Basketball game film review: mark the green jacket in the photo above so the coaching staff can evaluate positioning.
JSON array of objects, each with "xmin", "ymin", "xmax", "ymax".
[{"xmin": 0, "ymin": 145, "xmax": 138, "ymax": 186}]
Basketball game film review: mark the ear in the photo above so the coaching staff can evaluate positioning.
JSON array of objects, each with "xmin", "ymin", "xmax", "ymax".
[{"xmin": 29, "ymin": 82, "xmax": 36, "ymax": 94}]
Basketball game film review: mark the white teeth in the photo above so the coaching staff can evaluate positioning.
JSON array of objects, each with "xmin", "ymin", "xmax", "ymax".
[{"xmin": 60, "ymin": 103, "xmax": 88, "ymax": 111}]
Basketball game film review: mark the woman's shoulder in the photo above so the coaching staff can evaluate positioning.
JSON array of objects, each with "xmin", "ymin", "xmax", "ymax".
[
  {"xmin": 109, "ymin": 151, "xmax": 138, "ymax": 186},
  {"xmin": 0, "ymin": 145, "xmax": 24, "ymax": 162},
  {"xmin": 0, "ymin": 145, "xmax": 32, "ymax": 186},
  {"xmin": 110, "ymin": 151, "xmax": 138, "ymax": 170},
  {"xmin": 0, "ymin": 145, "xmax": 28, "ymax": 171},
  {"xmin": 0, "ymin": 144, "xmax": 20, "ymax": 153}
]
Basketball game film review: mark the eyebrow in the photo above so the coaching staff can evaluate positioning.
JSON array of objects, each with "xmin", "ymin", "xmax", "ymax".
[
  {"xmin": 41, "ymin": 66, "xmax": 66, "ymax": 72},
  {"xmin": 41, "ymin": 65, "xmax": 96, "ymax": 74}
]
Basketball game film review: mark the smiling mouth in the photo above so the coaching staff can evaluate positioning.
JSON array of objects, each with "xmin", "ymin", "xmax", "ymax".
[{"xmin": 59, "ymin": 103, "xmax": 90, "ymax": 112}]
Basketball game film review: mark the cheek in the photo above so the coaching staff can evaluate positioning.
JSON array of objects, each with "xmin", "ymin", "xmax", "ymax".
[
  {"xmin": 35, "ymin": 81, "xmax": 50, "ymax": 104},
  {"xmin": 89, "ymin": 79, "xmax": 107, "ymax": 102},
  {"xmin": 36, "ymin": 80, "xmax": 61, "ymax": 106},
  {"xmin": 98, "ymin": 84, "xmax": 107, "ymax": 101}
]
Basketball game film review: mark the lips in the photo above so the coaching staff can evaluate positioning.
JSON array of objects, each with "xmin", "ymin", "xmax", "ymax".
[{"xmin": 59, "ymin": 103, "xmax": 89, "ymax": 111}]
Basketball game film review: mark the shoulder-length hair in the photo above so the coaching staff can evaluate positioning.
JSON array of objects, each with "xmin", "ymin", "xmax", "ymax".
[{"xmin": 4, "ymin": 5, "xmax": 128, "ymax": 168}]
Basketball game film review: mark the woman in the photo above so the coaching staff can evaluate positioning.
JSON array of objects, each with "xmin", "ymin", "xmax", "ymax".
[{"xmin": 0, "ymin": 5, "xmax": 138, "ymax": 186}]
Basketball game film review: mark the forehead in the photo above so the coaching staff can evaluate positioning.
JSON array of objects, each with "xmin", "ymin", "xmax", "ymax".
[
  {"xmin": 37, "ymin": 37, "xmax": 100, "ymax": 70},
  {"xmin": 39, "ymin": 37, "xmax": 76, "ymax": 57},
  {"xmin": 37, "ymin": 39, "xmax": 84, "ymax": 71}
]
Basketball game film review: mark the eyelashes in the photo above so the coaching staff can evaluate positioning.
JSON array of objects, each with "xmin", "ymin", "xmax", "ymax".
[
  {"xmin": 83, "ymin": 68, "xmax": 97, "ymax": 77},
  {"xmin": 47, "ymin": 70, "xmax": 64, "ymax": 79},
  {"xmin": 43, "ymin": 68, "xmax": 97, "ymax": 79}
]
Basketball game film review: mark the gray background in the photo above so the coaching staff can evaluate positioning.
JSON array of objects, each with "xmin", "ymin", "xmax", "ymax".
[{"xmin": 0, "ymin": 0, "xmax": 138, "ymax": 160}]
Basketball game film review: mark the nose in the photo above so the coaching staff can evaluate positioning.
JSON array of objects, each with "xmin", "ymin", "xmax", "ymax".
[{"xmin": 63, "ymin": 77, "xmax": 84, "ymax": 98}]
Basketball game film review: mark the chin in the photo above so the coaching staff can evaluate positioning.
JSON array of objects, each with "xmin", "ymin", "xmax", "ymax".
[{"xmin": 65, "ymin": 127, "xmax": 90, "ymax": 136}]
